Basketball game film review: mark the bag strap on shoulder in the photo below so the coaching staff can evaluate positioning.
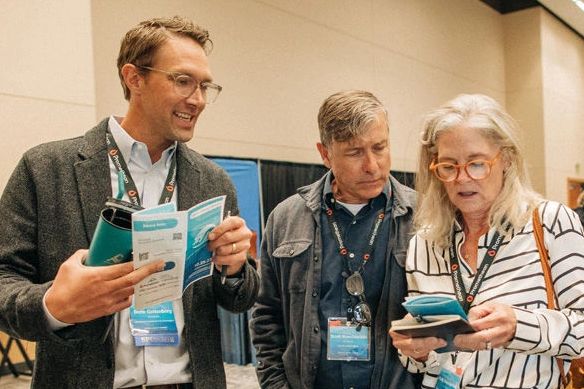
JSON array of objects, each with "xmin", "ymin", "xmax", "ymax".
[
  {"xmin": 533, "ymin": 207, "xmax": 555, "ymax": 308},
  {"xmin": 532, "ymin": 206, "xmax": 569, "ymax": 387}
]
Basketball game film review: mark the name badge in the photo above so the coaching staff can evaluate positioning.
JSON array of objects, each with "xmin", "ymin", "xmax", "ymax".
[
  {"xmin": 436, "ymin": 365, "xmax": 463, "ymax": 389},
  {"xmin": 130, "ymin": 301, "xmax": 179, "ymax": 346},
  {"xmin": 327, "ymin": 317, "xmax": 370, "ymax": 361}
]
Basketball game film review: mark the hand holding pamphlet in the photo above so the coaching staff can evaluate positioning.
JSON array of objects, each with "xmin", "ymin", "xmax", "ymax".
[
  {"xmin": 390, "ymin": 294, "xmax": 475, "ymax": 353},
  {"xmin": 131, "ymin": 195, "xmax": 226, "ymax": 309}
]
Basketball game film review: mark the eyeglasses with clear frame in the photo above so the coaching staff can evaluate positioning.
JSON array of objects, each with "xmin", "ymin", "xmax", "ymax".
[
  {"xmin": 429, "ymin": 151, "xmax": 502, "ymax": 182},
  {"xmin": 136, "ymin": 65, "xmax": 222, "ymax": 104}
]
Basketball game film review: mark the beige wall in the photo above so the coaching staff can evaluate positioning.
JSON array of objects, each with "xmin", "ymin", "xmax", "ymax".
[
  {"xmin": 1, "ymin": 1, "xmax": 583, "ymax": 202},
  {"xmin": 503, "ymin": 7, "xmax": 584, "ymax": 201},
  {"xmin": 91, "ymin": 0, "xmax": 505, "ymax": 172},
  {"xmin": 0, "ymin": 0, "xmax": 96, "ymax": 188},
  {"xmin": 540, "ymin": 10, "xmax": 584, "ymax": 202},
  {"xmin": 503, "ymin": 8, "xmax": 546, "ymax": 194}
]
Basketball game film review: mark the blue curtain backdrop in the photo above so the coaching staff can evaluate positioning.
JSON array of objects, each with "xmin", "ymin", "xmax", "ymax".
[{"xmin": 211, "ymin": 158, "xmax": 261, "ymax": 365}]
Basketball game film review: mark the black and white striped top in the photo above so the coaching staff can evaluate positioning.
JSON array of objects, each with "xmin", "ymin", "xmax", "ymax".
[{"xmin": 401, "ymin": 201, "xmax": 584, "ymax": 388}]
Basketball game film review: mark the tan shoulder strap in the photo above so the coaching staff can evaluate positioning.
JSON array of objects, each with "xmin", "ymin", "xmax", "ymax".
[
  {"xmin": 532, "ymin": 206, "xmax": 569, "ymax": 387},
  {"xmin": 532, "ymin": 207, "xmax": 555, "ymax": 309}
]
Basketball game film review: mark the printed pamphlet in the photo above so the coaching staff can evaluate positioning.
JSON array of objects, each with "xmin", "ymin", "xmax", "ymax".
[{"xmin": 132, "ymin": 195, "xmax": 225, "ymax": 309}]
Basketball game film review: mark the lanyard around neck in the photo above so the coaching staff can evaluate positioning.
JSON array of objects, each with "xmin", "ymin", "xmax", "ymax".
[
  {"xmin": 449, "ymin": 227, "xmax": 505, "ymax": 313},
  {"xmin": 324, "ymin": 200, "xmax": 385, "ymax": 274},
  {"xmin": 106, "ymin": 131, "xmax": 177, "ymax": 207}
]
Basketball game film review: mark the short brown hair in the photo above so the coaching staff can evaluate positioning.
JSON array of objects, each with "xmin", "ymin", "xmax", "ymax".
[
  {"xmin": 117, "ymin": 16, "xmax": 212, "ymax": 100},
  {"xmin": 317, "ymin": 90, "xmax": 388, "ymax": 146}
]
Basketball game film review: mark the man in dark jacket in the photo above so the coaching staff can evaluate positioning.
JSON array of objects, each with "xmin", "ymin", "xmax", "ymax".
[
  {"xmin": 251, "ymin": 90, "xmax": 421, "ymax": 389},
  {"xmin": 0, "ymin": 16, "xmax": 258, "ymax": 388}
]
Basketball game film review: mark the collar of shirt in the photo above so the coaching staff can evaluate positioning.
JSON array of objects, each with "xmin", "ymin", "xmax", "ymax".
[
  {"xmin": 321, "ymin": 171, "xmax": 391, "ymax": 212},
  {"xmin": 108, "ymin": 116, "xmax": 177, "ymax": 171}
]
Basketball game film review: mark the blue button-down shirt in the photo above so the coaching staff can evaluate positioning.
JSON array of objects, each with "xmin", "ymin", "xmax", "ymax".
[
  {"xmin": 107, "ymin": 116, "xmax": 191, "ymax": 388},
  {"xmin": 315, "ymin": 175, "xmax": 392, "ymax": 389}
]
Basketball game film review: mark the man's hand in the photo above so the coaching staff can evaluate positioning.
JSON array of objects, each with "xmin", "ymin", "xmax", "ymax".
[
  {"xmin": 44, "ymin": 249, "xmax": 164, "ymax": 324},
  {"xmin": 207, "ymin": 216, "xmax": 251, "ymax": 276}
]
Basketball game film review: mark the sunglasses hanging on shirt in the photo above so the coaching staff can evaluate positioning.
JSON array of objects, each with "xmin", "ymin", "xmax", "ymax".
[{"xmin": 345, "ymin": 272, "xmax": 372, "ymax": 325}]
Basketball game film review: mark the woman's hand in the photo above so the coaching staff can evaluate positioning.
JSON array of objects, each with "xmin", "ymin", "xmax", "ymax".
[
  {"xmin": 453, "ymin": 302, "xmax": 517, "ymax": 351},
  {"xmin": 389, "ymin": 315, "xmax": 448, "ymax": 361}
]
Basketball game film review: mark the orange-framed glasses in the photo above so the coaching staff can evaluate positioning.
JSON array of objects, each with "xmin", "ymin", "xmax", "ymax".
[{"xmin": 430, "ymin": 151, "xmax": 501, "ymax": 182}]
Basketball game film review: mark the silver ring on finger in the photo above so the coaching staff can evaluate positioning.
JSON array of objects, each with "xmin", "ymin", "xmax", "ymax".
[{"xmin": 231, "ymin": 242, "xmax": 237, "ymax": 254}]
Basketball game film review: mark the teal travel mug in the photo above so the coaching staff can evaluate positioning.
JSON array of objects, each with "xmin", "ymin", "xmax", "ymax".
[{"xmin": 85, "ymin": 199, "xmax": 139, "ymax": 266}]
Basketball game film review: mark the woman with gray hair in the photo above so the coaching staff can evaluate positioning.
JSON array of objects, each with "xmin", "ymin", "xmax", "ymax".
[{"xmin": 389, "ymin": 94, "xmax": 584, "ymax": 388}]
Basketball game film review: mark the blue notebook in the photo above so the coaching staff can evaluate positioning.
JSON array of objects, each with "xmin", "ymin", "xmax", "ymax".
[
  {"xmin": 395, "ymin": 295, "xmax": 474, "ymax": 353},
  {"xmin": 402, "ymin": 295, "xmax": 468, "ymax": 320}
]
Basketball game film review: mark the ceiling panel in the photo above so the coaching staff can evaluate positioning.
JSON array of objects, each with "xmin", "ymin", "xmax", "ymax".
[{"xmin": 481, "ymin": 0, "xmax": 584, "ymax": 38}]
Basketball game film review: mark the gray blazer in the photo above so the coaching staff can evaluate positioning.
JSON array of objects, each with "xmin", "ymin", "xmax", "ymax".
[{"xmin": 0, "ymin": 119, "xmax": 259, "ymax": 388}]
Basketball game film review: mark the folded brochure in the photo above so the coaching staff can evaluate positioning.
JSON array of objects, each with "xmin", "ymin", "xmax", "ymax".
[
  {"xmin": 392, "ymin": 294, "xmax": 475, "ymax": 353},
  {"xmin": 131, "ymin": 195, "xmax": 225, "ymax": 309}
]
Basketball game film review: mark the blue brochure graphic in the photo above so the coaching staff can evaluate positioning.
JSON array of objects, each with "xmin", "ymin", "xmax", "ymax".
[{"xmin": 184, "ymin": 197, "xmax": 225, "ymax": 289}]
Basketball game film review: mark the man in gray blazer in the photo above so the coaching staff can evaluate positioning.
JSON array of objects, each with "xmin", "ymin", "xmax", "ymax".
[{"xmin": 0, "ymin": 16, "xmax": 258, "ymax": 388}]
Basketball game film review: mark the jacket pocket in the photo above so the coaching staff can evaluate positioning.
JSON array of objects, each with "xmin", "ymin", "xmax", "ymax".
[
  {"xmin": 273, "ymin": 239, "xmax": 312, "ymax": 293},
  {"xmin": 393, "ymin": 247, "xmax": 407, "ymax": 267},
  {"xmin": 282, "ymin": 345, "xmax": 302, "ymax": 389}
]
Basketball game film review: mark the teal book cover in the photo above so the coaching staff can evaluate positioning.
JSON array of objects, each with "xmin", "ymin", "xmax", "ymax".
[{"xmin": 402, "ymin": 295, "xmax": 468, "ymax": 320}]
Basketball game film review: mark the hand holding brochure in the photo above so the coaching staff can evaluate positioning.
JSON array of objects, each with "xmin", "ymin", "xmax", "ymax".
[
  {"xmin": 132, "ymin": 196, "xmax": 226, "ymax": 309},
  {"xmin": 390, "ymin": 295, "xmax": 475, "ymax": 353}
]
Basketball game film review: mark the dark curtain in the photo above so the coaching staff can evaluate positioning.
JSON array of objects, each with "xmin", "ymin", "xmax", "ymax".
[
  {"xmin": 392, "ymin": 170, "xmax": 416, "ymax": 190},
  {"xmin": 260, "ymin": 160, "xmax": 329, "ymax": 223},
  {"xmin": 260, "ymin": 159, "xmax": 415, "ymax": 223}
]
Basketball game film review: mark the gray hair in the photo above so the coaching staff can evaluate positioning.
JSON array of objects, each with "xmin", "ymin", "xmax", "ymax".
[
  {"xmin": 318, "ymin": 90, "xmax": 388, "ymax": 146},
  {"xmin": 415, "ymin": 94, "xmax": 541, "ymax": 247},
  {"xmin": 117, "ymin": 16, "xmax": 212, "ymax": 101}
]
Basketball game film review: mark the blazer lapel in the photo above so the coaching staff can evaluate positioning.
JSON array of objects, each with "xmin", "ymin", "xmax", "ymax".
[
  {"xmin": 176, "ymin": 144, "xmax": 204, "ymax": 317},
  {"xmin": 74, "ymin": 119, "xmax": 111, "ymax": 243}
]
